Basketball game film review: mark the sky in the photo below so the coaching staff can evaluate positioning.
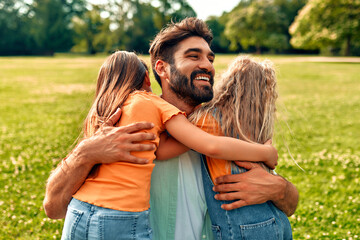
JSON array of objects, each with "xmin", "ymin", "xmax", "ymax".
[{"xmin": 186, "ymin": 0, "xmax": 239, "ymax": 20}]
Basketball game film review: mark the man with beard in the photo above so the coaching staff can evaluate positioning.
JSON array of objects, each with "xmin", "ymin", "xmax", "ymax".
[{"xmin": 44, "ymin": 18, "xmax": 298, "ymax": 240}]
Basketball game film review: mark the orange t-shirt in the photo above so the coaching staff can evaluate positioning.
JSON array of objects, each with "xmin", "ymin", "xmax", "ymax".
[
  {"xmin": 195, "ymin": 114, "xmax": 232, "ymax": 183},
  {"xmin": 73, "ymin": 91, "xmax": 185, "ymax": 212}
]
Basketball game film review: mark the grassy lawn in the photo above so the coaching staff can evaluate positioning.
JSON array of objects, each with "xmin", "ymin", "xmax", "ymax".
[{"xmin": 0, "ymin": 54, "xmax": 359, "ymax": 239}]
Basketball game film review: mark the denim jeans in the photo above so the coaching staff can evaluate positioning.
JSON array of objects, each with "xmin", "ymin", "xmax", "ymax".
[
  {"xmin": 201, "ymin": 156, "xmax": 293, "ymax": 240},
  {"xmin": 61, "ymin": 198, "xmax": 152, "ymax": 240}
]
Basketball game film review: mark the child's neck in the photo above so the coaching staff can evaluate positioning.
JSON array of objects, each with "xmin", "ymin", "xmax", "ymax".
[{"xmin": 140, "ymin": 87, "xmax": 152, "ymax": 92}]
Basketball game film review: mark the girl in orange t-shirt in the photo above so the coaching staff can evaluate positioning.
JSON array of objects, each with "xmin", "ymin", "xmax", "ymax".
[{"xmin": 61, "ymin": 51, "xmax": 277, "ymax": 240}]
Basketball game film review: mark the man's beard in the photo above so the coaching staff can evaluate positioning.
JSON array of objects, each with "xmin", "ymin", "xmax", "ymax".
[{"xmin": 169, "ymin": 64, "xmax": 214, "ymax": 107}]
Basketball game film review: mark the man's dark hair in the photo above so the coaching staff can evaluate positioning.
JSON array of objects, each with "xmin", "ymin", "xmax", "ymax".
[{"xmin": 149, "ymin": 17, "xmax": 213, "ymax": 87}]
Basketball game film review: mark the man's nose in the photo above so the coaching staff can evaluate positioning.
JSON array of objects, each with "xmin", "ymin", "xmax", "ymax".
[{"xmin": 198, "ymin": 57, "xmax": 215, "ymax": 75}]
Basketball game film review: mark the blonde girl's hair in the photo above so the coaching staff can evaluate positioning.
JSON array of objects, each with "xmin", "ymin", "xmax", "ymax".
[
  {"xmin": 190, "ymin": 56, "xmax": 278, "ymax": 144},
  {"xmin": 83, "ymin": 51, "xmax": 148, "ymax": 138}
]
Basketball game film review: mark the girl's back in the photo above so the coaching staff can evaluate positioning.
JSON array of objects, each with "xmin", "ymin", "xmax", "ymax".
[
  {"xmin": 191, "ymin": 56, "xmax": 293, "ymax": 240},
  {"xmin": 74, "ymin": 90, "xmax": 183, "ymax": 212},
  {"xmin": 191, "ymin": 56, "xmax": 278, "ymax": 181}
]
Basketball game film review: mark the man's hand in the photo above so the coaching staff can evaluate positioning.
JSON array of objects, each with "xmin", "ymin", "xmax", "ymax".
[
  {"xmin": 213, "ymin": 161, "xmax": 298, "ymax": 216},
  {"xmin": 81, "ymin": 108, "xmax": 157, "ymax": 165}
]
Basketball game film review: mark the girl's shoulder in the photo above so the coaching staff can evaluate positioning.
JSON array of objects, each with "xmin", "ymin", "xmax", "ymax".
[
  {"xmin": 195, "ymin": 110, "xmax": 223, "ymax": 136},
  {"xmin": 128, "ymin": 90, "xmax": 179, "ymax": 112},
  {"xmin": 129, "ymin": 90, "xmax": 163, "ymax": 102},
  {"xmin": 129, "ymin": 90, "xmax": 159, "ymax": 97},
  {"xmin": 126, "ymin": 90, "xmax": 184, "ymax": 124}
]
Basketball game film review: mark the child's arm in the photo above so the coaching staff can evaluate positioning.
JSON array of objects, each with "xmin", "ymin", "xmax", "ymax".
[
  {"xmin": 156, "ymin": 132, "xmax": 190, "ymax": 160},
  {"xmin": 165, "ymin": 114, "xmax": 278, "ymax": 169}
]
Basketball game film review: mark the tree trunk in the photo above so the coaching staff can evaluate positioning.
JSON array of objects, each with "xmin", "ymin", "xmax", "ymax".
[
  {"xmin": 345, "ymin": 35, "xmax": 351, "ymax": 56},
  {"xmin": 256, "ymin": 45, "xmax": 261, "ymax": 54},
  {"xmin": 87, "ymin": 38, "xmax": 96, "ymax": 55}
]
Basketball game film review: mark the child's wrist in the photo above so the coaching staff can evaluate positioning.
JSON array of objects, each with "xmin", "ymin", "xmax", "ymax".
[{"xmin": 265, "ymin": 145, "xmax": 273, "ymax": 160}]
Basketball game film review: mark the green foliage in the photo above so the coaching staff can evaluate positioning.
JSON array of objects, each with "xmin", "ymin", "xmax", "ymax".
[
  {"xmin": 289, "ymin": 0, "xmax": 360, "ymax": 56},
  {"xmin": 3, "ymin": 0, "xmax": 359, "ymax": 56},
  {"xmin": 71, "ymin": 5, "xmax": 113, "ymax": 54},
  {"xmin": 115, "ymin": 0, "xmax": 160, "ymax": 53},
  {"xmin": 0, "ymin": 0, "xmax": 196, "ymax": 55},
  {"xmin": 110, "ymin": 0, "xmax": 196, "ymax": 54},
  {"xmin": 206, "ymin": 16, "xmax": 231, "ymax": 53},
  {"xmin": 274, "ymin": 0, "xmax": 308, "ymax": 24},
  {"xmin": 0, "ymin": 0, "xmax": 86, "ymax": 55},
  {"xmin": 29, "ymin": 0, "xmax": 87, "ymax": 54},
  {"xmin": 1, "ymin": 54, "xmax": 359, "ymax": 239},
  {"xmin": 152, "ymin": 0, "xmax": 196, "ymax": 29},
  {"xmin": 224, "ymin": 0, "xmax": 306, "ymax": 54},
  {"xmin": 68, "ymin": 0, "xmax": 197, "ymax": 54},
  {"xmin": 30, "ymin": 0, "xmax": 71, "ymax": 54},
  {"xmin": 0, "ymin": 0, "xmax": 32, "ymax": 55}
]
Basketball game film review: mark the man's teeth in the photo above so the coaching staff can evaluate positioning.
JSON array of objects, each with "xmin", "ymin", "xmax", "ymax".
[{"xmin": 195, "ymin": 76, "xmax": 210, "ymax": 81}]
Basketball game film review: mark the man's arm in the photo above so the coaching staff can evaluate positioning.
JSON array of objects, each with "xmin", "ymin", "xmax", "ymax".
[
  {"xmin": 43, "ymin": 141, "xmax": 95, "ymax": 219},
  {"xmin": 213, "ymin": 161, "xmax": 299, "ymax": 216},
  {"xmin": 43, "ymin": 121, "xmax": 156, "ymax": 219}
]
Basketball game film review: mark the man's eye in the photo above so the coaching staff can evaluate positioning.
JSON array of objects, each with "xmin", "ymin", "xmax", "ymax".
[
  {"xmin": 189, "ymin": 55, "xmax": 198, "ymax": 59},
  {"xmin": 208, "ymin": 58, "xmax": 214, "ymax": 63}
]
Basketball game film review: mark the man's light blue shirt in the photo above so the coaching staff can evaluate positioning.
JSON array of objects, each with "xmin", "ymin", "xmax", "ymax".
[{"xmin": 150, "ymin": 151, "xmax": 214, "ymax": 240}]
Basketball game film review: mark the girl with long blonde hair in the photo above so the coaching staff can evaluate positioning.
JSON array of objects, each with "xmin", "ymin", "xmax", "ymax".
[
  {"xmin": 189, "ymin": 56, "xmax": 293, "ymax": 239},
  {"xmin": 61, "ymin": 52, "xmax": 278, "ymax": 240}
]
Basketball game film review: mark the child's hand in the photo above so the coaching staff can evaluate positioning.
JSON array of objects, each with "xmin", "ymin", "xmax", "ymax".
[{"xmin": 264, "ymin": 139, "xmax": 278, "ymax": 169}]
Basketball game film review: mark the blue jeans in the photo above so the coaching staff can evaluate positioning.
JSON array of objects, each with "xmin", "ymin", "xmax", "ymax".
[
  {"xmin": 61, "ymin": 198, "xmax": 152, "ymax": 240},
  {"xmin": 201, "ymin": 156, "xmax": 293, "ymax": 240}
]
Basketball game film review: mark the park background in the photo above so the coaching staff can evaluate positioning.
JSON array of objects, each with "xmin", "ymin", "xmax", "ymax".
[{"xmin": 1, "ymin": 0, "xmax": 359, "ymax": 239}]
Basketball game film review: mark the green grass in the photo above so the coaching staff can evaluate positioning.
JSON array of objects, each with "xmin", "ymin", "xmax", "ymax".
[{"xmin": 0, "ymin": 54, "xmax": 359, "ymax": 239}]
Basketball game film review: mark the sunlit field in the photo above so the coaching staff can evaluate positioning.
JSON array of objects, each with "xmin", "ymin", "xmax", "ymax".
[{"xmin": 0, "ymin": 54, "xmax": 359, "ymax": 239}]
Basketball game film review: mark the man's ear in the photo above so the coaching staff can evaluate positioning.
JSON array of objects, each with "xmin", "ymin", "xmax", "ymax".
[{"xmin": 155, "ymin": 60, "xmax": 170, "ymax": 80}]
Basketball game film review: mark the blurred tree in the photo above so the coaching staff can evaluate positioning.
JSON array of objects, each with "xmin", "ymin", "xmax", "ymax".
[
  {"xmin": 0, "ymin": 0, "xmax": 87, "ymax": 55},
  {"xmin": 274, "ymin": 0, "xmax": 307, "ymax": 22},
  {"xmin": 29, "ymin": 0, "xmax": 87, "ymax": 55},
  {"xmin": 0, "ymin": 0, "xmax": 196, "ymax": 55},
  {"xmin": 107, "ymin": 0, "xmax": 157, "ymax": 53},
  {"xmin": 219, "ymin": 0, "xmax": 306, "ymax": 54},
  {"xmin": 0, "ymin": 0, "xmax": 32, "ymax": 55},
  {"xmin": 108, "ymin": 0, "xmax": 196, "ymax": 53},
  {"xmin": 72, "ymin": 5, "xmax": 112, "ymax": 54},
  {"xmin": 30, "ymin": 0, "xmax": 70, "ymax": 54},
  {"xmin": 123, "ymin": 0, "xmax": 159, "ymax": 53},
  {"xmin": 225, "ymin": 0, "xmax": 289, "ymax": 54},
  {"xmin": 153, "ymin": 0, "xmax": 196, "ymax": 29},
  {"xmin": 206, "ymin": 15, "xmax": 232, "ymax": 53},
  {"xmin": 290, "ymin": 0, "xmax": 360, "ymax": 56},
  {"xmin": 273, "ymin": 0, "xmax": 307, "ymax": 41}
]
